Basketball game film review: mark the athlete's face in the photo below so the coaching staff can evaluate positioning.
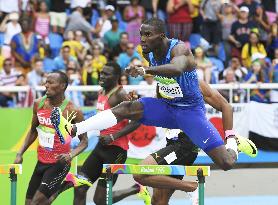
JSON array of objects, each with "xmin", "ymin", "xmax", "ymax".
[
  {"xmin": 45, "ymin": 73, "xmax": 65, "ymax": 98},
  {"xmin": 140, "ymin": 24, "xmax": 164, "ymax": 54},
  {"xmin": 99, "ymin": 66, "xmax": 117, "ymax": 89}
]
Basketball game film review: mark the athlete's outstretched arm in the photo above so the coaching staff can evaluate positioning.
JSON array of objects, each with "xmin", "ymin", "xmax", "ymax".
[
  {"xmin": 99, "ymin": 121, "xmax": 141, "ymax": 145},
  {"xmin": 199, "ymin": 80, "xmax": 233, "ymax": 130},
  {"xmin": 146, "ymin": 43, "xmax": 196, "ymax": 77},
  {"xmin": 14, "ymin": 101, "xmax": 40, "ymax": 164}
]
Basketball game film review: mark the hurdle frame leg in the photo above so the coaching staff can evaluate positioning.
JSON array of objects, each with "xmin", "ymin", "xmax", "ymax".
[
  {"xmin": 197, "ymin": 168, "xmax": 205, "ymax": 205},
  {"xmin": 106, "ymin": 167, "xmax": 113, "ymax": 205},
  {"xmin": 10, "ymin": 168, "xmax": 17, "ymax": 205}
]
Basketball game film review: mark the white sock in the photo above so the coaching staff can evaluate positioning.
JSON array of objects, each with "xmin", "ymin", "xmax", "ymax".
[
  {"xmin": 75, "ymin": 109, "xmax": 117, "ymax": 136},
  {"xmin": 225, "ymin": 138, "xmax": 238, "ymax": 159}
]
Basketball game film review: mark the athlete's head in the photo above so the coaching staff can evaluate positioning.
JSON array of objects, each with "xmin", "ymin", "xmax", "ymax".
[
  {"xmin": 45, "ymin": 71, "xmax": 69, "ymax": 98},
  {"xmin": 140, "ymin": 18, "xmax": 167, "ymax": 54},
  {"xmin": 99, "ymin": 62, "xmax": 121, "ymax": 89}
]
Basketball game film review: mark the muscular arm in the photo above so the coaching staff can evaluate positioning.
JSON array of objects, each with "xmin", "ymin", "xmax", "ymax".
[
  {"xmin": 15, "ymin": 101, "xmax": 39, "ymax": 161},
  {"xmin": 112, "ymin": 121, "xmax": 141, "ymax": 140},
  {"xmin": 199, "ymin": 80, "xmax": 233, "ymax": 130},
  {"xmin": 70, "ymin": 107, "xmax": 88, "ymax": 158},
  {"xmin": 145, "ymin": 43, "xmax": 196, "ymax": 77}
]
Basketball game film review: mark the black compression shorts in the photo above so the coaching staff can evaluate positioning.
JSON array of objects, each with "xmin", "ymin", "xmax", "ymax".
[
  {"xmin": 151, "ymin": 132, "xmax": 198, "ymax": 179},
  {"xmin": 80, "ymin": 142, "xmax": 127, "ymax": 188},
  {"xmin": 26, "ymin": 160, "xmax": 71, "ymax": 199}
]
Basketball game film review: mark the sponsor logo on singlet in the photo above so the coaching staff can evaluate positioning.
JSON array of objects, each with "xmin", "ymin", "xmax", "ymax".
[
  {"xmin": 37, "ymin": 113, "xmax": 52, "ymax": 126},
  {"xmin": 155, "ymin": 76, "xmax": 183, "ymax": 99}
]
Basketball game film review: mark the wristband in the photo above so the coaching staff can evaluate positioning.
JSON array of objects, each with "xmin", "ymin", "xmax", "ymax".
[
  {"xmin": 110, "ymin": 134, "xmax": 115, "ymax": 141},
  {"xmin": 140, "ymin": 66, "xmax": 146, "ymax": 75},
  {"xmin": 225, "ymin": 130, "xmax": 236, "ymax": 139}
]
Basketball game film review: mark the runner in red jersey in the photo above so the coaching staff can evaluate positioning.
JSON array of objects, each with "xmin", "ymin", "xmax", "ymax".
[
  {"xmin": 68, "ymin": 62, "xmax": 150, "ymax": 205},
  {"xmin": 14, "ymin": 71, "xmax": 88, "ymax": 205}
]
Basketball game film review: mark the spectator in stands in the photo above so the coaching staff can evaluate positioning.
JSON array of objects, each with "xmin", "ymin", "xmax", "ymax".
[
  {"xmin": 222, "ymin": 56, "xmax": 248, "ymax": 82},
  {"xmin": 42, "ymin": 48, "xmax": 55, "ymax": 73},
  {"xmin": 11, "ymin": 17, "xmax": 39, "ymax": 72},
  {"xmin": 95, "ymin": 5, "xmax": 115, "ymax": 38},
  {"xmin": 152, "ymin": 0, "xmax": 168, "ymax": 22},
  {"xmin": 65, "ymin": 6, "xmax": 95, "ymax": 46},
  {"xmin": 219, "ymin": 2, "xmax": 237, "ymax": 64},
  {"xmin": 49, "ymin": 0, "xmax": 67, "ymax": 34},
  {"xmin": 191, "ymin": 0, "xmax": 202, "ymax": 33},
  {"xmin": 140, "ymin": 0, "xmax": 153, "ymax": 19},
  {"xmin": 91, "ymin": 43, "xmax": 107, "ymax": 74},
  {"xmin": 123, "ymin": 0, "xmax": 145, "ymax": 46},
  {"xmin": 117, "ymin": 42, "xmax": 141, "ymax": 70},
  {"xmin": 0, "ymin": 12, "xmax": 21, "ymax": 58},
  {"xmin": 127, "ymin": 57, "xmax": 144, "ymax": 85},
  {"xmin": 0, "ymin": 58, "xmax": 24, "ymax": 107},
  {"xmin": 219, "ymin": 69, "xmax": 245, "ymax": 102},
  {"xmin": 238, "ymin": 0, "xmax": 258, "ymax": 18},
  {"xmin": 27, "ymin": 58, "xmax": 44, "ymax": 88},
  {"xmin": 103, "ymin": 16, "xmax": 123, "ymax": 54},
  {"xmin": 34, "ymin": 0, "xmax": 50, "ymax": 40},
  {"xmin": 195, "ymin": 47, "xmax": 213, "ymax": 83},
  {"xmin": 244, "ymin": 60, "xmax": 269, "ymax": 102},
  {"xmin": 270, "ymin": 57, "xmax": 278, "ymax": 102},
  {"xmin": 229, "ymin": 6, "xmax": 258, "ymax": 57},
  {"xmin": 241, "ymin": 30, "xmax": 267, "ymax": 68},
  {"xmin": 65, "ymin": 63, "xmax": 84, "ymax": 107},
  {"xmin": 0, "ymin": 0, "xmax": 20, "ymax": 23},
  {"xmin": 200, "ymin": 0, "xmax": 222, "ymax": 55},
  {"xmin": 54, "ymin": 45, "xmax": 77, "ymax": 71},
  {"xmin": 75, "ymin": 30, "xmax": 90, "ymax": 53},
  {"xmin": 82, "ymin": 53, "xmax": 99, "ymax": 86},
  {"xmin": 254, "ymin": 4, "xmax": 270, "ymax": 44},
  {"xmin": 267, "ymin": 21, "xmax": 278, "ymax": 60},
  {"xmin": 166, "ymin": 0, "xmax": 193, "ymax": 42},
  {"xmin": 138, "ymin": 74, "xmax": 157, "ymax": 97},
  {"xmin": 81, "ymin": 53, "xmax": 99, "ymax": 106},
  {"xmin": 119, "ymin": 74, "xmax": 129, "ymax": 85},
  {"xmin": 110, "ymin": 32, "xmax": 129, "ymax": 60},
  {"xmin": 62, "ymin": 31, "xmax": 84, "ymax": 61}
]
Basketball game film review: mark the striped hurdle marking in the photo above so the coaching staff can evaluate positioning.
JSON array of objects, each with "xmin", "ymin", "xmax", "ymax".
[
  {"xmin": 103, "ymin": 164, "xmax": 210, "ymax": 205},
  {"xmin": 0, "ymin": 164, "xmax": 22, "ymax": 205}
]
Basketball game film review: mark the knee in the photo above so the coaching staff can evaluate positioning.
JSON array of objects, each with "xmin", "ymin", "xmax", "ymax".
[
  {"xmin": 74, "ymin": 185, "xmax": 89, "ymax": 199},
  {"xmin": 112, "ymin": 101, "xmax": 132, "ymax": 118},
  {"xmin": 220, "ymin": 157, "xmax": 234, "ymax": 171},
  {"xmin": 93, "ymin": 194, "xmax": 106, "ymax": 205},
  {"xmin": 133, "ymin": 174, "xmax": 145, "ymax": 186}
]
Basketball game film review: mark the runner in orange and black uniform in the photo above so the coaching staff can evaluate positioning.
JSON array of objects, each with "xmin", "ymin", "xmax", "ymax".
[{"xmin": 14, "ymin": 71, "xmax": 88, "ymax": 205}]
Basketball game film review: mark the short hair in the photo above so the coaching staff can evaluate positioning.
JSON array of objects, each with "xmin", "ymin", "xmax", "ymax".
[
  {"xmin": 120, "ymin": 32, "xmax": 128, "ymax": 38},
  {"xmin": 50, "ymin": 71, "xmax": 69, "ymax": 90},
  {"xmin": 142, "ymin": 18, "xmax": 166, "ymax": 34},
  {"xmin": 62, "ymin": 45, "xmax": 71, "ymax": 50},
  {"xmin": 105, "ymin": 62, "xmax": 121, "ymax": 77}
]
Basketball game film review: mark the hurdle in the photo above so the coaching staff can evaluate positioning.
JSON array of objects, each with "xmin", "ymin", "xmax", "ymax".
[
  {"xmin": 103, "ymin": 164, "xmax": 210, "ymax": 205},
  {"xmin": 0, "ymin": 164, "xmax": 22, "ymax": 205}
]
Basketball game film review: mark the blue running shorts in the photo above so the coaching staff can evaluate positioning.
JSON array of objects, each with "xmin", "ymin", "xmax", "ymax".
[{"xmin": 139, "ymin": 97, "xmax": 224, "ymax": 153}]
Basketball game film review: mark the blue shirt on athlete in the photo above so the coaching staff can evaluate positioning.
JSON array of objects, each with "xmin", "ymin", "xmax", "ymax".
[{"xmin": 148, "ymin": 39, "xmax": 204, "ymax": 107}]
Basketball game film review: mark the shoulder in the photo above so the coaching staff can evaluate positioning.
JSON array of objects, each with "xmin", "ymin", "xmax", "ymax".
[{"xmin": 171, "ymin": 41, "xmax": 191, "ymax": 57}]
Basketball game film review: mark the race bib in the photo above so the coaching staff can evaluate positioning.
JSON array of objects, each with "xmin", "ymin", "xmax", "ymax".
[
  {"xmin": 165, "ymin": 129, "xmax": 181, "ymax": 139},
  {"xmin": 155, "ymin": 77, "xmax": 183, "ymax": 99},
  {"xmin": 36, "ymin": 126, "xmax": 55, "ymax": 149}
]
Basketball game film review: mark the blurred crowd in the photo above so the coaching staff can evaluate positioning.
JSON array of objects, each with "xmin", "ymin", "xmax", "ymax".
[{"xmin": 0, "ymin": 0, "xmax": 277, "ymax": 107}]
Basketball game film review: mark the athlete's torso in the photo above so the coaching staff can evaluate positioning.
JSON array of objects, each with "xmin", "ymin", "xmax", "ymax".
[
  {"xmin": 37, "ymin": 96, "xmax": 71, "ymax": 164},
  {"xmin": 148, "ymin": 39, "xmax": 204, "ymax": 107},
  {"xmin": 97, "ymin": 86, "xmax": 129, "ymax": 150}
]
